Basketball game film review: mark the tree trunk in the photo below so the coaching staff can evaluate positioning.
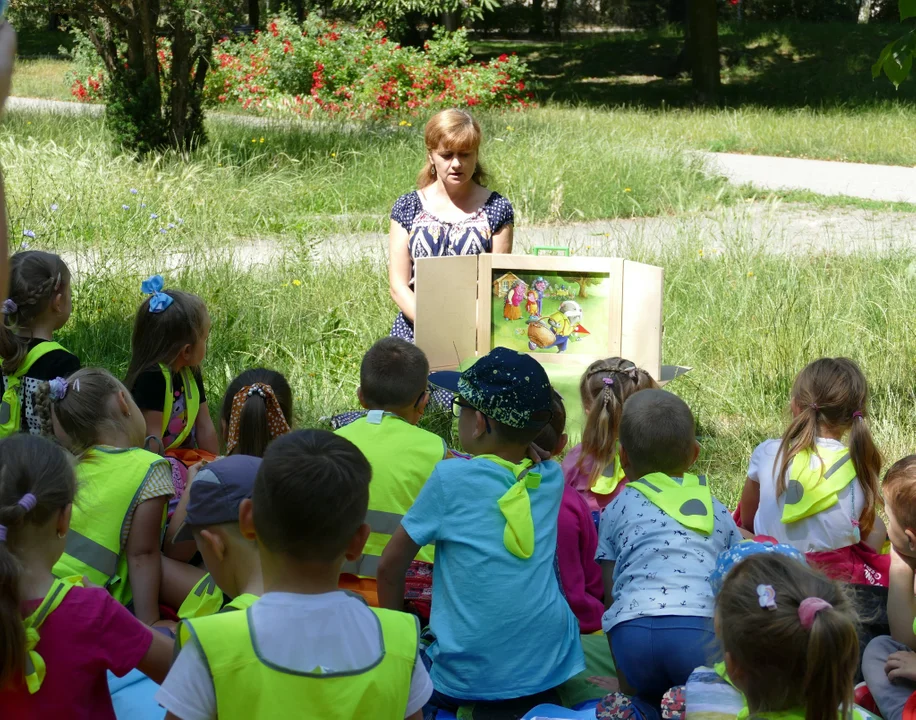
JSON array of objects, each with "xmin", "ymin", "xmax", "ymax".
[
  {"xmin": 531, "ymin": 0, "xmax": 545, "ymax": 35},
  {"xmin": 442, "ymin": 10, "xmax": 461, "ymax": 30},
  {"xmin": 552, "ymin": 0, "xmax": 566, "ymax": 38},
  {"xmin": 292, "ymin": 0, "xmax": 306, "ymax": 21},
  {"xmin": 578, "ymin": 281, "xmax": 588, "ymax": 299},
  {"xmin": 249, "ymin": 0, "xmax": 261, "ymax": 29},
  {"xmin": 687, "ymin": 0, "xmax": 719, "ymax": 104},
  {"xmin": 857, "ymin": 0, "xmax": 873, "ymax": 23}
]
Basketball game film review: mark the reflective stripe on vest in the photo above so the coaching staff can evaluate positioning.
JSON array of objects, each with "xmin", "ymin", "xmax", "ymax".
[
  {"xmin": 628, "ymin": 473, "xmax": 714, "ymax": 535},
  {"xmin": 184, "ymin": 605, "xmax": 417, "ymax": 719},
  {"xmin": 161, "ymin": 364, "xmax": 200, "ymax": 451},
  {"xmin": 591, "ymin": 453, "xmax": 626, "ymax": 496},
  {"xmin": 336, "ymin": 412, "xmax": 444, "ymax": 574},
  {"xmin": 0, "ymin": 341, "xmax": 67, "ymax": 437},
  {"xmin": 178, "ymin": 573, "xmax": 225, "ymax": 620},
  {"xmin": 781, "ymin": 448, "xmax": 857, "ymax": 525},
  {"xmin": 53, "ymin": 447, "xmax": 170, "ymax": 605}
]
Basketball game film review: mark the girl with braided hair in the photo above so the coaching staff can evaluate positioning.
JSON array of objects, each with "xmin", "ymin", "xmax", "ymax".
[
  {"xmin": 0, "ymin": 434, "xmax": 172, "ymax": 718},
  {"xmin": 0, "ymin": 251, "xmax": 79, "ymax": 437},
  {"xmin": 562, "ymin": 357, "xmax": 658, "ymax": 521}
]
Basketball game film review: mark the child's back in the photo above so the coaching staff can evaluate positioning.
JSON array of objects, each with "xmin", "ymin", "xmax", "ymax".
[
  {"xmin": 335, "ymin": 338, "xmax": 446, "ymax": 610},
  {"xmin": 158, "ymin": 430, "xmax": 431, "ymax": 720},
  {"xmin": 378, "ymin": 347, "xmax": 584, "ymax": 705}
]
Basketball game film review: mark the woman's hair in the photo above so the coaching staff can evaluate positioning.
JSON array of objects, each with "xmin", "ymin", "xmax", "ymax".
[
  {"xmin": 576, "ymin": 357, "xmax": 658, "ymax": 488},
  {"xmin": 775, "ymin": 357, "xmax": 883, "ymax": 537},
  {"xmin": 0, "ymin": 434, "xmax": 76, "ymax": 689},
  {"xmin": 0, "ymin": 251, "xmax": 70, "ymax": 375},
  {"xmin": 125, "ymin": 289, "xmax": 208, "ymax": 391},
  {"xmin": 717, "ymin": 553, "xmax": 859, "ymax": 720},
  {"xmin": 220, "ymin": 368, "xmax": 294, "ymax": 457},
  {"xmin": 36, "ymin": 368, "xmax": 128, "ymax": 455},
  {"xmin": 417, "ymin": 109, "xmax": 487, "ymax": 189},
  {"xmin": 534, "ymin": 389, "xmax": 567, "ymax": 456}
]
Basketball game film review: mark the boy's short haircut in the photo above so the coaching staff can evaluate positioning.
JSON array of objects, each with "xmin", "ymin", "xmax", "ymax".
[
  {"xmin": 883, "ymin": 455, "xmax": 916, "ymax": 531},
  {"xmin": 619, "ymin": 389, "xmax": 695, "ymax": 475},
  {"xmin": 360, "ymin": 337, "xmax": 429, "ymax": 409},
  {"xmin": 253, "ymin": 430, "xmax": 372, "ymax": 563},
  {"xmin": 533, "ymin": 389, "xmax": 566, "ymax": 454}
]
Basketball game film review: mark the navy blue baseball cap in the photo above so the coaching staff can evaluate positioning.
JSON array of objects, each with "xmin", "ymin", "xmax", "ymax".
[
  {"xmin": 429, "ymin": 347, "xmax": 553, "ymax": 429},
  {"xmin": 172, "ymin": 455, "xmax": 262, "ymax": 542}
]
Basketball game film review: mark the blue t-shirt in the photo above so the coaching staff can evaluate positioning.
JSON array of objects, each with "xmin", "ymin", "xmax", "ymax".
[
  {"xmin": 402, "ymin": 456, "xmax": 585, "ymax": 700},
  {"xmin": 595, "ymin": 482, "xmax": 742, "ymax": 633}
]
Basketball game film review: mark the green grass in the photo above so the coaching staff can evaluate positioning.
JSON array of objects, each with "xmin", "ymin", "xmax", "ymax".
[
  {"xmin": 5, "ymin": 27, "xmax": 916, "ymax": 508},
  {"xmin": 12, "ymin": 59, "xmax": 74, "ymax": 102}
]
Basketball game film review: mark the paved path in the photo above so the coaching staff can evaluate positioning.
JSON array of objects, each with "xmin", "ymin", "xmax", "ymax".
[
  {"xmin": 8, "ymin": 96, "xmax": 916, "ymax": 204},
  {"xmin": 701, "ymin": 152, "xmax": 916, "ymax": 205}
]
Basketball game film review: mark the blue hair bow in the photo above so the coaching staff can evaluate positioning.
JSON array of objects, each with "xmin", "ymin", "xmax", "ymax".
[{"xmin": 141, "ymin": 275, "xmax": 173, "ymax": 314}]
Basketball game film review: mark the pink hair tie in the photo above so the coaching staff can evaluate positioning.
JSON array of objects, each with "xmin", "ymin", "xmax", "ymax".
[
  {"xmin": 852, "ymin": 411, "xmax": 864, "ymax": 420},
  {"xmin": 810, "ymin": 403, "xmax": 820, "ymax": 411},
  {"xmin": 798, "ymin": 597, "xmax": 832, "ymax": 629},
  {"xmin": 18, "ymin": 493, "xmax": 37, "ymax": 512},
  {"xmin": 603, "ymin": 378, "xmax": 614, "ymax": 386}
]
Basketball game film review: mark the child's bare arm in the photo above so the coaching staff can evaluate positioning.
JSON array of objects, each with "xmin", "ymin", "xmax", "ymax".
[
  {"xmin": 143, "ymin": 410, "xmax": 165, "ymax": 448},
  {"xmin": 194, "ymin": 402, "xmax": 219, "ymax": 455},
  {"xmin": 738, "ymin": 478, "xmax": 759, "ymax": 532},
  {"xmin": 407, "ymin": 712, "xmax": 423, "ymax": 720},
  {"xmin": 378, "ymin": 526, "xmax": 421, "ymax": 611},
  {"xmin": 864, "ymin": 513, "xmax": 887, "ymax": 551},
  {"xmin": 888, "ymin": 548, "xmax": 916, "ymax": 649},
  {"xmin": 136, "ymin": 627, "xmax": 175, "ymax": 684},
  {"xmin": 127, "ymin": 496, "xmax": 169, "ymax": 625},
  {"xmin": 600, "ymin": 560, "xmax": 616, "ymax": 611}
]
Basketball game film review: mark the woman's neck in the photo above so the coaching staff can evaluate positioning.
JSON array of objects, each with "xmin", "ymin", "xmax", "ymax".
[{"xmin": 436, "ymin": 178, "xmax": 476, "ymax": 205}]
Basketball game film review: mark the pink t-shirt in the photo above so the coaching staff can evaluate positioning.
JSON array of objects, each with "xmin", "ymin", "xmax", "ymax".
[
  {"xmin": 557, "ymin": 484, "xmax": 605, "ymax": 633},
  {"xmin": 0, "ymin": 585, "xmax": 153, "ymax": 720},
  {"xmin": 561, "ymin": 444, "xmax": 629, "ymax": 514}
]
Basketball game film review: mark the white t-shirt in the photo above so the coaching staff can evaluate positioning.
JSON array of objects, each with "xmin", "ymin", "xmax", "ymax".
[
  {"xmin": 155, "ymin": 591, "xmax": 433, "ymax": 720},
  {"xmin": 748, "ymin": 438, "xmax": 864, "ymax": 553}
]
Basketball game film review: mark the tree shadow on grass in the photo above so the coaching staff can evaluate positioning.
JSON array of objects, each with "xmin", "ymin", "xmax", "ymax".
[{"xmin": 474, "ymin": 21, "xmax": 916, "ymax": 109}]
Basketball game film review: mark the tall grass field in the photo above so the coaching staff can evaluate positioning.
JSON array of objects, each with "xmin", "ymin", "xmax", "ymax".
[{"xmin": 4, "ymin": 104, "xmax": 916, "ymax": 508}]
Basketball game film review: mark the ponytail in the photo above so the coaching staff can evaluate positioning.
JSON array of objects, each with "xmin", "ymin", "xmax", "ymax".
[
  {"xmin": 848, "ymin": 413, "xmax": 882, "ymax": 538},
  {"xmin": 804, "ymin": 605, "xmax": 858, "ymax": 720},
  {"xmin": 220, "ymin": 369, "xmax": 293, "ymax": 458},
  {"xmin": 577, "ymin": 357, "xmax": 658, "ymax": 488},
  {"xmin": 774, "ymin": 404, "xmax": 819, "ymax": 500},
  {"xmin": 0, "ymin": 435, "xmax": 76, "ymax": 689}
]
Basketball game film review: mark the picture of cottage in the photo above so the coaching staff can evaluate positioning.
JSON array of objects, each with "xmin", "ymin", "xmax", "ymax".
[{"xmin": 492, "ymin": 272, "xmax": 522, "ymax": 298}]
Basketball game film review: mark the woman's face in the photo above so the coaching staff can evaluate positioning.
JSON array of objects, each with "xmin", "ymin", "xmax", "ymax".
[{"xmin": 429, "ymin": 144, "xmax": 478, "ymax": 187}]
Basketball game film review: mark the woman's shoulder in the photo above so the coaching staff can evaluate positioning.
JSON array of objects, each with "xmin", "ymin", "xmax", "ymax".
[
  {"xmin": 390, "ymin": 191, "xmax": 421, "ymax": 229},
  {"xmin": 482, "ymin": 191, "xmax": 514, "ymax": 231}
]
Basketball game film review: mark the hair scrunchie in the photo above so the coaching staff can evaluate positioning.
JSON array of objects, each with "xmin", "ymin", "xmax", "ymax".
[{"xmin": 226, "ymin": 383, "xmax": 291, "ymax": 455}]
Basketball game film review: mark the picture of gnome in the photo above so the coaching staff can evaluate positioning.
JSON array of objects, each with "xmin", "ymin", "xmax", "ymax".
[{"xmin": 527, "ymin": 300, "xmax": 584, "ymax": 353}]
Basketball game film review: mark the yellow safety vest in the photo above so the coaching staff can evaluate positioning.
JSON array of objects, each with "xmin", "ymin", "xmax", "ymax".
[
  {"xmin": 181, "ymin": 605, "xmax": 418, "ymax": 719},
  {"xmin": 160, "ymin": 364, "xmax": 200, "ymax": 451},
  {"xmin": 178, "ymin": 573, "xmax": 225, "ymax": 619},
  {"xmin": 22, "ymin": 576, "xmax": 83, "ymax": 694},
  {"xmin": 336, "ymin": 411, "xmax": 445, "ymax": 575},
  {"xmin": 53, "ymin": 446, "xmax": 171, "ymax": 605},
  {"xmin": 178, "ymin": 591, "xmax": 260, "ymax": 643},
  {"xmin": 0, "ymin": 341, "xmax": 67, "ymax": 437},
  {"xmin": 628, "ymin": 473, "xmax": 714, "ymax": 535},
  {"xmin": 591, "ymin": 452, "xmax": 626, "ymax": 497},
  {"xmin": 781, "ymin": 447, "xmax": 857, "ymax": 524}
]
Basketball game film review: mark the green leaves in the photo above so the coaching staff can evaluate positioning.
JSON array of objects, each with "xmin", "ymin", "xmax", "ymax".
[{"xmin": 873, "ymin": 0, "xmax": 916, "ymax": 86}]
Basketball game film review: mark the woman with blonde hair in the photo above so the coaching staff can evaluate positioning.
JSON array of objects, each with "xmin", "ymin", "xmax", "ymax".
[{"xmin": 388, "ymin": 109, "xmax": 514, "ymax": 341}]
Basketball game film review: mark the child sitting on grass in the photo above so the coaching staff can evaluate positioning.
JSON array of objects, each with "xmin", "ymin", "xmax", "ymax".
[
  {"xmin": 127, "ymin": 276, "xmax": 218, "ymax": 469},
  {"xmin": 596, "ymin": 389, "xmax": 741, "ymax": 720},
  {"xmin": 702, "ymin": 552, "xmax": 861, "ymax": 720},
  {"xmin": 219, "ymin": 368, "xmax": 293, "ymax": 457},
  {"xmin": 157, "ymin": 430, "xmax": 432, "ymax": 720},
  {"xmin": 336, "ymin": 337, "xmax": 448, "ymax": 614},
  {"xmin": 378, "ymin": 347, "xmax": 584, "ymax": 710},
  {"xmin": 862, "ymin": 455, "xmax": 916, "ymax": 719},
  {"xmin": 738, "ymin": 357, "xmax": 887, "ymax": 583},
  {"xmin": 171, "ymin": 455, "xmax": 264, "ymax": 620},
  {"xmin": 535, "ymin": 388, "xmax": 604, "ymax": 634},
  {"xmin": 0, "ymin": 434, "xmax": 173, "ymax": 719},
  {"xmin": 0, "ymin": 251, "xmax": 80, "ymax": 437},
  {"xmin": 563, "ymin": 357, "xmax": 657, "ymax": 521},
  {"xmin": 39, "ymin": 368, "xmax": 203, "ymax": 626}
]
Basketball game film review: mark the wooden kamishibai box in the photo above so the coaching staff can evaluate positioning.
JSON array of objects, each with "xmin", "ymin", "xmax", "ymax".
[{"xmin": 414, "ymin": 254, "xmax": 686, "ymax": 387}]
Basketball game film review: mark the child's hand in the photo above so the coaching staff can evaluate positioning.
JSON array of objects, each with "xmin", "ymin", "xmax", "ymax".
[{"xmin": 885, "ymin": 650, "xmax": 916, "ymax": 682}]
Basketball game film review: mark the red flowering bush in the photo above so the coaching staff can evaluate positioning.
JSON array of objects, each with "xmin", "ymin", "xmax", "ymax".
[{"xmin": 204, "ymin": 16, "xmax": 532, "ymax": 117}]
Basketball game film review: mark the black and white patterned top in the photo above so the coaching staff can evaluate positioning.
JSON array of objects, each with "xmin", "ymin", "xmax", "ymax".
[{"xmin": 1, "ymin": 339, "xmax": 81, "ymax": 435}]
